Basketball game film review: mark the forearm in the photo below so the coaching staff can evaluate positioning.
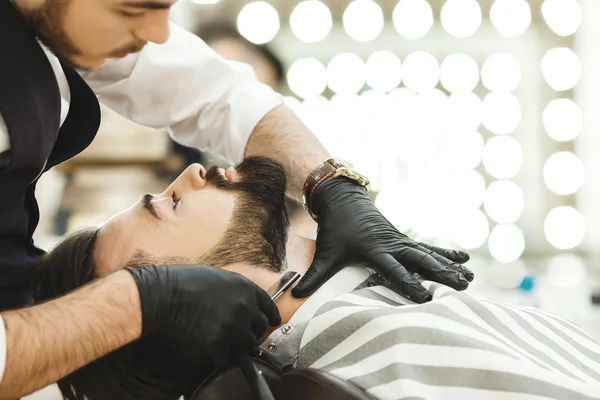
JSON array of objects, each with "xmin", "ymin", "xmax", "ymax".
[
  {"xmin": 245, "ymin": 105, "xmax": 330, "ymax": 201},
  {"xmin": 0, "ymin": 270, "xmax": 141, "ymax": 399}
]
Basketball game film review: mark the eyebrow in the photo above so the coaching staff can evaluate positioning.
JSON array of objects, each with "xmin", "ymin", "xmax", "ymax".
[
  {"xmin": 121, "ymin": 1, "xmax": 173, "ymax": 9},
  {"xmin": 141, "ymin": 194, "xmax": 163, "ymax": 221}
]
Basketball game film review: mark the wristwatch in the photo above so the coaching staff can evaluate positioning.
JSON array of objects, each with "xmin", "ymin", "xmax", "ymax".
[{"xmin": 303, "ymin": 158, "xmax": 370, "ymax": 221}]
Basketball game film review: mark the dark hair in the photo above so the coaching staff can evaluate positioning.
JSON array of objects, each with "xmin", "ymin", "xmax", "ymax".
[
  {"xmin": 31, "ymin": 228, "xmax": 212, "ymax": 400},
  {"xmin": 31, "ymin": 227, "xmax": 99, "ymax": 305},
  {"xmin": 194, "ymin": 21, "xmax": 285, "ymax": 85},
  {"xmin": 31, "ymin": 156, "xmax": 291, "ymax": 399}
]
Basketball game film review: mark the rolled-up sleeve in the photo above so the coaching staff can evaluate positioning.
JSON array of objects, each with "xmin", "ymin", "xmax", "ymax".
[
  {"xmin": 81, "ymin": 23, "xmax": 283, "ymax": 164},
  {"xmin": 0, "ymin": 315, "xmax": 6, "ymax": 384}
]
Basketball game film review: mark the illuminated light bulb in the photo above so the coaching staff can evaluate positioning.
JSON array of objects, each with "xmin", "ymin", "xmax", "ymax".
[
  {"xmin": 287, "ymin": 58, "xmax": 327, "ymax": 99},
  {"xmin": 447, "ymin": 92, "xmax": 482, "ymax": 133},
  {"xmin": 449, "ymin": 208, "xmax": 490, "ymax": 250},
  {"xmin": 490, "ymin": 0, "xmax": 531, "ymax": 38},
  {"xmin": 393, "ymin": 0, "xmax": 434, "ymax": 39},
  {"xmin": 482, "ymin": 92, "xmax": 521, "ymax": 135},
  {"xmin": 414, "ymin": 88, "xmax": 449, "ymax": 136},
  {"xmin": 326, "ymin": 53, "xmax": 366, "ymax": 95},
  {"xmin": 329, "ymin": 94, "xmax": 362, "ymax": 161},
  {"xmin": 543, "ymin": 152, "xmax": 585, "ymax": 195},
  {"xmin": 360, "ymin": 89, "xmax": 389, "ymax": 140},
  {"xmin": 453, "ymin": 169, "xmax": 487, "ymax": 209},
  {"xmin": 366, "ymin": 51, "xmax": 403, "ymax": 92},
  {"xmin": 440, "ymin": 53, "xmax": 479, "ymax": 94},
  {"xmin": 441, "ymin": 0, "xmax": 482, "ymax": 38},
  {"xmin": 417, "ymin": 166, "xmax": 485, "ymax": 211},
  {"xmin": 402, "ymin": 51, "xmax": 440, "ymax": 93},
  {"xmin": 384, "ymin": 88, "xmax": 418, "ymax": 159},
  {"xmin": 542, "ymin": 0, "xmax": 582, "ymax": 37},
  {"xmin": 298, "ymin": 96, "xmax": 330, "ymax": 136},
  {"xmin": 545, "ymin": 207, "xmax": 585, "ymax": 250},
  {"xmin": 237, "ymin": 1, "xmax": 280, "ymax": 44},
  {"xmin": 481, "ymin": 53, "xmax": 521, "ymax": 93},
  {"xmin": 488, "ymin": 224, "xmax": 525, "ymax": 263},
  {"xmin": 543, "ymin": 99, "xmax": 583, "ymax": 142},
  {"xmin": 290, "ymin": 1, "xmax": 332, "ymax": 43},
  {"xmin": 541, "ymin": 48, "xmax": 581, "ymax": 91},
  {"xmin": 442, "ymin": 130, "xmax": 484, "ymax": 169},
  {"xmin": 375, "ymin": 183, "xmax": 415, "ymax": 232},
  {"xmin": 388, "ymin": 87, "xmax": 417, "ymax": 104},
  {"xmin": 343, "ymin": 0, "xmax": 384, "ymax": 42},
  {"xmin": 330, "ymin": 93, "xmax": 362, "ymax": 116},
  {"xmin": 483, "ymin": 136, "xmax": 523, "ymax": 179},
  {"xmin": 484, "ymin": 180, "xmax": 524, "ymax": 223}
]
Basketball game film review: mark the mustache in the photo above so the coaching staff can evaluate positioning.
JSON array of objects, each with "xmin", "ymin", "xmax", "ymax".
[
  {"xmin": 205, "ymin": 166, "xmax": 230, "ymax": 188},
  {"xmin": 205, "ymin": 156, "xmax": 288, "ymax": 191},
  {"xmin": 108, "ymin": 41, "xmax": 147, "ymax": 57}
]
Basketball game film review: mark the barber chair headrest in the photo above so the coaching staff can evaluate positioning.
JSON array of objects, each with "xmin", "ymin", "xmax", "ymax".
[{"xmin": 189, "ymin": 358, "xmax": 370, "ymax": 400}]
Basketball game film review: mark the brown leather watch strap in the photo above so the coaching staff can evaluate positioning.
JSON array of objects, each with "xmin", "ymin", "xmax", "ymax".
[{"xmin": 303, "ymin": 160, "xmax": 337, "ymax": 216}]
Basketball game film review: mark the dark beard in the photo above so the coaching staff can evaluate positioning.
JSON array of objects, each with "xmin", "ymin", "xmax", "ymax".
[
  {"xmin": 53, "ymin": 157, "xmax": 291, "ymax": 400},
  {"xmin": 14, "ymin": 0, "xmax": 83, "ymax": 68},
  {"xmin": 197, "ymin": 156, "xmax": 290, "ymax": 273}
]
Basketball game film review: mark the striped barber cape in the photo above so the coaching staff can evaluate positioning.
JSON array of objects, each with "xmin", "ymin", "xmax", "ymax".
[{"xmin": 258, "ymin": 267, "xmax": 600, "ymax": 400}]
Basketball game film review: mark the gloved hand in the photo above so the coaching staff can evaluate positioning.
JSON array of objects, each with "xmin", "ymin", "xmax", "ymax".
[
  {"xmin": 292, "ymin": 177, "xmax": 474, "ymax": 302},
  {"xmin": 126, "ymin": 265, "xmax": 281, "ymax": 366}
]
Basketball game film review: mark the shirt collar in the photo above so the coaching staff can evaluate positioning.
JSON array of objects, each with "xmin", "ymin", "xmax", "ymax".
[
  {"xmin": 287, "ymin": 266, "xmax": 373, "ymax": 327},
  {"xmin": 256, "ymin": 266, "xmax": 372, "ymax": 370}
]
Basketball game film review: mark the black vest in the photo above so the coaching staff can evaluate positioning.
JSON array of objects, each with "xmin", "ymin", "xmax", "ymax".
[{"xmin": 0, "ymin": 0, "xmax": 101, "ymax": 311}]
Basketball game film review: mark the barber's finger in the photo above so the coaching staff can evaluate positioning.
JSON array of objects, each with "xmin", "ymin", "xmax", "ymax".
[
  {"xmin": 413, "ymin": 244, "xmax": 473, "ymax": 286},
  {"xmin": 255, "ymin": 285, "xmax": 281, "ymax": 327},
  {"xmin": 417, "ymin": 242, "xmax": 471, "ymax": 264},
  {"xmin": 292, "ymin": 249, "xmax": 338, "ymax": 298},
  {"xmin": 251, "ymin": 313, "xmax": 269, "ymax": 340},
  {"xmin": 398, "ymin": 246, "xmax": 470, "ymax": 290},
  {"xmin": 423, "ymin": 246, "xmax": 474, "ymax": 283},
  {"xmin": 371, "ymin": 253, "xmax": 431, "ymax": 303}
]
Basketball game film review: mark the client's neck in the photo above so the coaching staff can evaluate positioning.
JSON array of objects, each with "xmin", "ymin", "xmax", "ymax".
[
  {"xmin": 271, "ymin": 231, "xmax": 316, "ymax": 324},
  {"xmin": 224, "ymin": 231, "xmax": 315, "ymax": 336}
]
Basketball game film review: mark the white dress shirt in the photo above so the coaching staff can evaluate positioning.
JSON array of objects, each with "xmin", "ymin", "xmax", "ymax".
[
  {"xmin": 0, "ymin": 22, "xmax": 282, "ymax": 384},
  {"xmin": 0, "ymin": 22, "xmax": 282, "ymax": 164}
]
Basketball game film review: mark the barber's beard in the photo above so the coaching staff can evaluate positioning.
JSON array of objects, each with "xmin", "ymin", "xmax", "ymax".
[
  {"xmin": 15, "ymin": 0, "xmax": 83, "ymax": 67},
  {"xmin": 198, "ymin": 156, "xmax": 290, "ymax": 273}
]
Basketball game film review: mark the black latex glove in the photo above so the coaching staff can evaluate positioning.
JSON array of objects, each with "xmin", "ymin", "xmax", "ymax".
[
  {"xmin": 127, "ymin": 265, "xmax": 281, "ymax": 366},
  {"xmin": 292, "ymin": 177, "xmax": 474, "ymax": 302}
]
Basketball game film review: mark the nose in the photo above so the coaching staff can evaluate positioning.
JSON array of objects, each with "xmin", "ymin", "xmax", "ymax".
[
  {"xmin": 133, "ymin": 11, "xmax": 171, "ymax": 44},
  {"xmin": 185, "ymin": 164, "xmax": 207, "ymax": 186},
  {"xmin": 169, "ymin": 163, "xmax": 207, "ymax": 194}
]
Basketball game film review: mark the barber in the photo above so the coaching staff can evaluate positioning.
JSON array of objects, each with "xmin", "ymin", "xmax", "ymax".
[{"xmin": 0, "ymin": 0, "xmax": 473, "ymax": 398}]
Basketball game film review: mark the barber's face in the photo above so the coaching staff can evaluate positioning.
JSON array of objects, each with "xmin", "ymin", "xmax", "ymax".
[
  {"xmin": 14, "ymin": 0, "xmax": 173, "ymax": 69},
  {"xmin": 95, "ymin": 157, "xmax": 289, "ymax": 274}
]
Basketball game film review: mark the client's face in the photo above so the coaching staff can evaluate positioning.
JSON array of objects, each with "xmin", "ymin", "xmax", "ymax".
[
  {"xmin": 94, "ymin": 156, "xmax": 290, "ymax": 274},
  {"xmin": 29, "ymin": 157, "xmax": 290, "ymax": 400}
]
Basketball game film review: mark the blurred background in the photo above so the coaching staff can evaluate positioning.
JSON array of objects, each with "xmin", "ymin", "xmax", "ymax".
[{"xmin": 33, "ymin": 0, "xmax": 600, "ymax": 341}]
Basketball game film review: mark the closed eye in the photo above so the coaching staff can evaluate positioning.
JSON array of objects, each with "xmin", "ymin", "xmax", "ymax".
[
  {"xmin": 171, "ymin": 192, "xmax": 181, "ymax": 210},
  {"xmin": 119, "ymin": 10, "xmax": 145, "ymax": 17}
]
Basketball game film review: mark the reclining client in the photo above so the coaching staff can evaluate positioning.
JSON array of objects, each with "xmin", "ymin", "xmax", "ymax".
[{"xmin": 32, "ymin": 156, "xmax": 600, "ymax": 400}]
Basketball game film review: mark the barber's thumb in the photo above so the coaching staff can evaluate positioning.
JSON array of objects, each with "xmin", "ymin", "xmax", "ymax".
[{"xmin": 292, "ymin": 252, "xmax": 336, "ymax": 298}]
